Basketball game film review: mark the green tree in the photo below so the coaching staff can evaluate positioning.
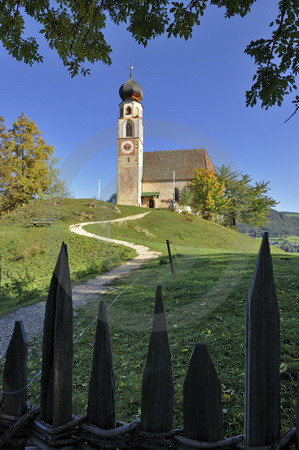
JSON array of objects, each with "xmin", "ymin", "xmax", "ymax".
[
  {"xmin": 217, "ymin": 165, "xmax": 277, "ymax": 227},
  {"xmin": 0, "ymin": 1, "xmax": 297, "ymax": 115},
  {"xmin": 181, "ymin": 165, "xmax": 277, "ymax": 227},
  {"xmin": 0, "ymin": 113, "xmax": 69, "ymax": 214},
  {"xmin": 181, "ymin": 167, "xmax": 230, "ymax": 220},
  {"xmin": 0, "ymin": 117, "xmax": 14, "ymax": 201}
]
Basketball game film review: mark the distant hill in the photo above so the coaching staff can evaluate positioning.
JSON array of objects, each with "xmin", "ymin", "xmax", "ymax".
[
  {"xmin": 237, "ymin": 209, "xmax": 299, "ymax": 252},
  {"xmin": 237, "ymin": 209, "xmax": 299, "ymax": 237}
]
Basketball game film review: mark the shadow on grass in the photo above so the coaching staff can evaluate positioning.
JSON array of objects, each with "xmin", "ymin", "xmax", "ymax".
[
  {"xmin": 72, "ymin": 250, "xmax": 256, "ymax": 336},
  {"xmin": 3, "ymin": 249, "xmax": 296, "ymax": 438},
  {"xmin": 100, "ymin": 251, "xmax": 258, "ymax": 329},
  {"xmin": 67, "ymin": 250, "xmax": 298, "ymax": 436}
]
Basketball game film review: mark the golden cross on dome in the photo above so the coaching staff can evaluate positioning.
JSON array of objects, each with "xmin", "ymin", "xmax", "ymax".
[{"xmin": 130, "ymin": 65, "xmax": 133, "ymax": 77}]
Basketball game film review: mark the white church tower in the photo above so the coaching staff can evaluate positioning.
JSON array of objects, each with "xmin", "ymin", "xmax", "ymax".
[{"xmin": 117, "ymin": 67, "xmax": 144, "ymax": 206}]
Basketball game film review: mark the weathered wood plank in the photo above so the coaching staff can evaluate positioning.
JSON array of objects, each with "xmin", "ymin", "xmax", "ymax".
[
  {"xmin": 296, "ymin": 373, "xmax": 299, "ymax": 450},
  {"xmin": 2, "ymin": 321, "xmax": 27, "ymax": 416},
  {"xmin": 140, "ymin": 285, "xmax": 174, "ymax": 432},
  {"xmin": 245, "ymin": 232, "xmax": 280, "ymax": 447},
  {"xmin": 0, "ymin": 407, "xmax": 40, "ymax": 449},
  {"xmin": 40, "ymin": 242, "xmax": 73, "ymax": 427},
  {"xmin": 87, "ymin": 301, "xmax": 115, "ymax": 429},
  {"xmin": 183, "ymin": 342, "xmax": 223, "ymax": 442}
]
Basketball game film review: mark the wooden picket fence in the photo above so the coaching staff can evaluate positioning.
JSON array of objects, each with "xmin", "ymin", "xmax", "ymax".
[{"xmin": 0, "ymin": 234, "xmax": 297, "ymax": 449}]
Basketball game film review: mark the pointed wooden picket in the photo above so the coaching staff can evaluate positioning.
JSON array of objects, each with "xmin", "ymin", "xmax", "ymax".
[
  {"xmin": 87, "ymin": 301, "xmax": 115, "ymax": 429},
  {"xmin": 140, "ymin": 285, "xmax": 174, "ymax": 432},
  {"xmin": 296, "ymin": 373, "xmax": 298, "ymax": 450},
  {"xmin": 40, "ymin": 242, "xmax": 73, "ymax": 427},
  {"xmin": 183, "ymin": 342, "xmax": 223, "ymax": 441},
  {"xmin": 2, "ymin": 321, "xmax": 27, "ymax": 416},
  {"xmin": 245, "ymin": 232, "xmax": 280, "ymax": 446}
]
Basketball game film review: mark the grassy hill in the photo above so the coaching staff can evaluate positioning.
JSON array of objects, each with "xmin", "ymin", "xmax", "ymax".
[
  {"xmin": 86, "ymin": 208, "xmax": 265, "ymax": 255},
  {"xmin": 0, "ymin": 199, "xmax": 287, "ymax": 317},
  {"xmin": 81, "ymin": 211, "xmax": 298, "ymax": 436},
  {"xmin": 0, "ymin": 198, "xmax": 142, "ymax": 315},
  {"xmin": 0, "ymin": 198, "xmax": 275, "ymax": 317},
  {"xmin": 0, "ymin": 199, "xmax": 298, "ymax": 437}
]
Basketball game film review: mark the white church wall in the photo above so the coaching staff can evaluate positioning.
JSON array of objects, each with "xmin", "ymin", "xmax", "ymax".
[{"xmin": 142, "ymin": 180, "xmax": 189, "ymax": 209}]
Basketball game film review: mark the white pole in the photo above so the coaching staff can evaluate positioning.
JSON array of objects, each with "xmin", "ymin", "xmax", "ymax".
[
  {"xmin": 98, "ymin": 179, "xmax": 101, "ymax": 201},
  {"xmin": 173, "ymin": 170, "xmax": 176, "ymax": 201}
]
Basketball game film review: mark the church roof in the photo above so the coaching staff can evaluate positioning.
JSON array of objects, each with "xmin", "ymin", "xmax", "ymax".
[{"xmin": 142, "ymin": 148, "xmax": 214, "ymax": 182}]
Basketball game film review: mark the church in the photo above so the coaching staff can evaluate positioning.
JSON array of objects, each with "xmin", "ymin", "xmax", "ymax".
[{"xmin": 117, "ymin": 68, "xmax": 214, "ymax": 209}]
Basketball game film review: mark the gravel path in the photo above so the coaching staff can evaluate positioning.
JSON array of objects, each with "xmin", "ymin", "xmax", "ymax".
[{"xmin": 0, "ymin": 212, "xmax": 161, "ymax": 358}]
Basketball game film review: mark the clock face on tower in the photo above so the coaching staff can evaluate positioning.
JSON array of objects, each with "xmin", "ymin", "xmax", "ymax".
[{"xmin": 121, "ymin": 140, "xmax": 134, "ymax": 154}]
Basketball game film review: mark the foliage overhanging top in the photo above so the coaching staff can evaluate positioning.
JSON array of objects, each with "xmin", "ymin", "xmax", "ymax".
[{"xmin": 0, "ymin": 0, "xmax": 298, "ymax": 116}]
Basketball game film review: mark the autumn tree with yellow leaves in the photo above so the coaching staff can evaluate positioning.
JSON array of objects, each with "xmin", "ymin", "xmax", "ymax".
[
  {"xmin": 0, "ymin": 113, "xmax": 69, "ymax": 215},
  {"xmin": 182, "ymin": 168, "xmax": 230, "ymax": 220}
]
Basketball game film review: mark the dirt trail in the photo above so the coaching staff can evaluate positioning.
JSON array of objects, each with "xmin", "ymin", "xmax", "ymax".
[
  {"xmin": 0, "ymin": 212, "xmax": 161, "ymax": 358},
  {"xmin": 69, "ymin": 211, "xmax": 160, "ymax": 262}
]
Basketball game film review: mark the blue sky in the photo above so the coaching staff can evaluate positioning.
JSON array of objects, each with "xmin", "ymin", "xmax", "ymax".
[{"xmin": 1, "ymin": 0, "xmax": 298, "ymax": 212}]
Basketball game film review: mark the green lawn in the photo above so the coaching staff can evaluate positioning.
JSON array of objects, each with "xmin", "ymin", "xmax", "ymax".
[
  {"xmin": 85, "ymin": 208, "xmax": 275, "ymax": 255},
  {"xmin": 285, "ymin": 235, "xmax": 299, "ymax": 243},
  {"xmin": 8, "ymin": 203, "xmax": 295, "ymax": 438},
  {"xmin": 268, "ymin": 235, "xmax": 299, "ymax": 244},
  {"xmin": 1, "ymin": 199, "xmax": 273, "ymax": 317},
  {"xmin": 0, "ymin": 198, "xmax": 142, "ymax": 316},
  {"xmin": 24, "ymin": 248, "xmax": 298, "ymax": 437}
]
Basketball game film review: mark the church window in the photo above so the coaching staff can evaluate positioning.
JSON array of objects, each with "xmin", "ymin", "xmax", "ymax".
[
  {"xmin": 135, "ymin": 107, "xmax": 139, "ymax": 117},
  {"xmin": 126, "ymin": 121, "xmax": 133, "ymax": 137},
  {"xmin": 120, "ymin": 107, "xmax": 123, "ymax": 118},
  {"xmin": 125, "ymin": 106, "xmax": 132, "ymax": 115},
  {"xmin": 174, "ymin": 187, "xmax": 180, "ymax": 201}
]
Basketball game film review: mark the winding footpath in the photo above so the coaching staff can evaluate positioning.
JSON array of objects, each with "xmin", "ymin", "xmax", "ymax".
[{"xmin": 0, "ymin": 212, "xmax": 161, "ymax": 358}]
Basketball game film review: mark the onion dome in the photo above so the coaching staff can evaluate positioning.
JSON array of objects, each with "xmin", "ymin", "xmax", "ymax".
[{"xmin": 119, "ymin": 66, "xmax": 143, "ymax": 102}]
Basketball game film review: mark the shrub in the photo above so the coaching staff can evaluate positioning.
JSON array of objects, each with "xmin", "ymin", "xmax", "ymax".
[{"xmin": 1, "ymin": 270, "xmax": 40, "ymax": 303}]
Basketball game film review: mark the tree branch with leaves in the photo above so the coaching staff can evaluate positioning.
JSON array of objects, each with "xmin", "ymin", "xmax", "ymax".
[{"xmin": 0, "ymin": 0, "xmax": 297, "ymax": 115}]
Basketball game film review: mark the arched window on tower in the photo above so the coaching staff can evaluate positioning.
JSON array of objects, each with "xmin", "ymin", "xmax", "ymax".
[
  {"xmin": 174, "ymin": 187, "xmax": 180, "ymax": 201},
  {"xmin": 126, "ymin": 121, "xmax": 133, "ymax": 137},
  {"xmin": 125, "ymin": 106, "xmax": 132, "ymax": 115}
]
